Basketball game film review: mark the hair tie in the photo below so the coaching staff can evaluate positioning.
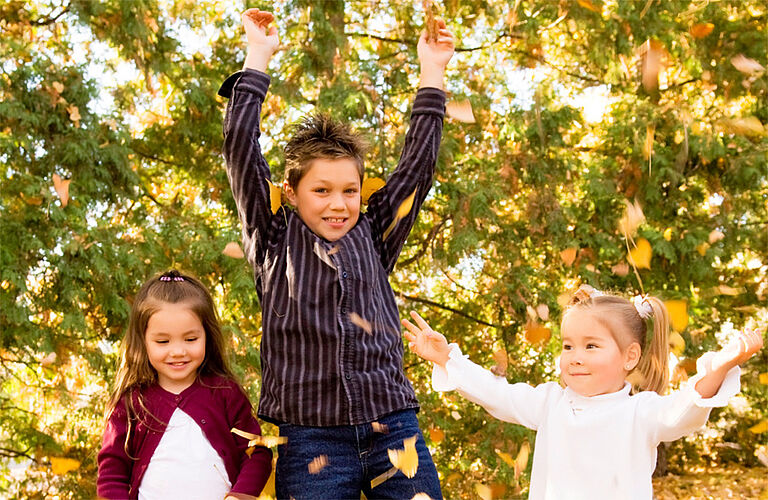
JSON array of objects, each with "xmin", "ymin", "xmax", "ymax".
[
  {"xmin": 160, "ymin": 271, "xmax": 185, "ymax": 282},
  {"xmin": 632, "ymin": 294, "xmax": 653, "ymax": 319}
]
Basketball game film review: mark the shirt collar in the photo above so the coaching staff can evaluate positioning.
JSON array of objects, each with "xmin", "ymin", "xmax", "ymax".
[{"xmin": 564, "ymin": 382, "xmax": 632, "ymax": 411}]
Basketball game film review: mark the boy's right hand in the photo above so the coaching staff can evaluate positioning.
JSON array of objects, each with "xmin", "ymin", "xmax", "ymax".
[
  {"xmin": 402, "ymin": 311, "xmax": 451, "ymax": 367},
  {"xmin": 242, "ymin": 9, "xmax": 279, "ymax": 72}
]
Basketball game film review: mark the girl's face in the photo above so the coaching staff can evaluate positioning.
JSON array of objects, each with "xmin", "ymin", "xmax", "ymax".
[
  {"xmin": 559, "ymin": 309, "xmax": 638, "ymax": 397},
  {"xmin": 144, "ymin": 301, "xmax": 206, "ymax": 394}
]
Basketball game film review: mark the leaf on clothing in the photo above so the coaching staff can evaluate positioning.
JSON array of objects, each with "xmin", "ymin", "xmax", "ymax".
[
  {"xmin": 370, "ymin": 466, "xmax": 398, "ymax": 489},
  {"xmin": 412, "ymin": 494, "xmax": 433, "ymax": 500},
  {"xmin": 52, "ymin": 173, "xmax": 71, "ymax": 207},
  {"xmin": 490, "ymin": 348, "xmax": 508, "ymax": 377},
  {"xmin": 231, "ymin": 427, "xmax": 286, "ymax": 456},
  {"xmin": 50, "ymin": 457, "xmax": 80, "ymax": 475},
  {"xmin": 690, "ymin": 23, "xmax": 714, "ymax": 38},
  {"xmin": 349, "ymin": 312, "xmax": 373, "ymax": 334},
  {"xmin": 266, "ymin": 178, "xmax": 282, "ymax": 214},
  {"xmin": 222, "ymin": 242, "xmax": 245, "ymax": 259},
  {"xmin": 308, "ymin": 454, "xmax": 328, "ymax": 474},
  {"xmin": 446, "ymin": 100, "xmax": 476, "ymax": 123},
  {"xmin": 428, "ymin": 427, "xmax": 444, "ymax": 444},
  {"xmin": 731, "ymin": 54, "xmax": 765, "ymax": 75},
  {"xmin": 382, "ymin": 188, "xmax": 417, "ymax": 241},
  {"xmin": 559, "ymin": 247, "xmax": 577, "ymax": 266},
  {"xmin": 361, "ymin": 176, "xmax": 385, "ymax": 204},
  {"xmin": 327, "ymin": 245, "xmax": 340, "ymax": 256},
  {"xmin": 627, "ymin": 237, "xmax": 652, "ymax": 270},
  {"xmin": 664, "ymin": 300, "xmax": 688, "ymax": 332},
  {"xmin": 387, "ymin": 435, "xmax": 419, "ymax": 478}
]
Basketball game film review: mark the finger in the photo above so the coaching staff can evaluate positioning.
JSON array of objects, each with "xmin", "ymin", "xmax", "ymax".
[
  {"xmin": 436, "ymin": 19, "xmax": 446, "ymax": 29},
  {"xmin": 409, "ymin": 311, "xmax": 432, "ymax": 330},
  {"xmin": 401, "ymin": 318, "xmax": 420, "ymax": 335},
  {"xmin": 403, "ymin": 331, "xmax": 416, "ymax": 343}
]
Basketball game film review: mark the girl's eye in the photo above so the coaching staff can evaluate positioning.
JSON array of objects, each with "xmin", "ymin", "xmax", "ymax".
[
  {"xmin": 155, "ymin": 340, "xmax": 169, "ymax": 345},
  {"xmin": 562, "ymin": 345, "xmax": 572, "ymax": 350},
  {"xmin": 185, "ymin": 337, "xmax": 199, "ymax": 343},
  {"xmin": 586, "ymin": 343, "xmax": 598, "ymax": 349}
]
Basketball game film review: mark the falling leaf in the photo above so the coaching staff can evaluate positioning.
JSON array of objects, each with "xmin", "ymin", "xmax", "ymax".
[
  {"xmin": 639, "ymin": 39, "xmax": 666, "ymax": 92},
  {"xmin": 690, "ymin": 23, "xmax": 714, "ymax": 38},
  {"xmin": 514, "ymin": 441, "xmax": 530, "ymax": 479},
  {"xmin": 446, "ymin": 100, "xmax": 476, "ymax": 123},
  {"xmin": 536, "ymin": 304, "xmax": 550, "ymax": 322},
  {"xmin": 372, "ymin": 421, "xmax": 389, "ymax": 433},
  {"xmin": 371, "ymin": 466, "xmax": 398, "ymax": 489},
  {"xmin": 388, "ymin": 435, "xmax": 419, "ymax": 478},
  {"xmin": 21, "ymin": 193, "xmax": 43, "ymax": 206},
  {"xmin": 451, "ymin": 410, "xmax": 461, "ymax": 420},
  {"xmin": 759, "ymin": 373, "xmax": 768, "ymax": 385},
  {"xmin": 708, "ymin": 230, "xmax": 725, "ymax": 244},
  {"xmin": 266, "ymin": 178, "xmax": 282, "ymax": 214},
  {"xmin": 50, "ymin": 457, "xmax": 80, "ymax": 475},
  {"xmin": 349, "ymin": 312, "xmax": 372, "ymax": 335},
  {"xmin": 231, "ymin": 427, "xmax": 286, "ymax": 454},
  {"xmin": 619, "ymin": 199, "xmax": 645, "ymax": 237},
  {"xmin": 428, "ymin": 427, "xmax": 444, "ymax": 444},
  {"xmin": 560, "ymin": 247, "xmax": 578, "ymax": 266},
  {"xmin": 412, "ymin": 494, "xmax": 433, "ymax": 500},
  {"xmin": 749, "ymin": 420, "xmax": 768, "ymax": 434},
  {"xmin": 52, "ymin": 81, "xmax": 64, "ymax": 94},
  {"xmin": 643, "ymin": 125, "xmax": 655, "ymax": 160},
  {"xmin": 382, "ymin": 188, "xmax": 417, "ymax": 241},
  {"xmin": 67, "ymin": 105, "xmax": 81, "ymax": 127},
  {"xmin": 719, "ymin": 117, "xmax": 765, "ymax": 136},
  {"xmin": 576, "ymin": 0, "xmax": 601, "ymax": 13},
  {"xmin": 627, "ymin": 238, "xmax": 652, "ymax": 269},
  {"xmin": 669, "ymin": 332, "xmax": 686, "ymax": 356},
  {"xmin": 361, "ymin": 177, "xmax": 385, "ymax": 204},
  {"xmin": 611, "ymin": 262, "xmax": 630, "ymax": 277},
  {"xmin": 525, "ymin": 320, "xmax": 550, "ymax": 344},
  {"xmin": 663, "ymin": 228, "xmax": 673, "ymax": 241},
  {"xmin": 665, "ymin": 300, "xmax": 688, "ymax": 332},
  {"xmin": 308, "ymin": 455, "xmax": 328, "ymax": 474},
  {"xmin": 696, "ymin": 242, "xmax": 709, "ymax": 256},
  {"xmin": 495, "ymin": 449, "xmax": 514, "ymax": 466},
  {"xmin": 222, "ymin": 242, "xmax": 245, "ymax": 259},
  {"xmin": 716, "ymin": 285, "xmax": 742, "ymax": 296},
  {"xmin": 40, "ymin": 352, "xmax": 57, "ymax": 366},
  {"xmin": 475, "ymin": 483, "xmax": 493, "ymax": 500},
  {"xmin": 490, "ymin": 348, "xmax": 508, "ymax": 377},
  {"xmin": 52, "ymin": 173, "xmax": 71, "ymax": 207},
  {"xmin": 731, "ymin": 54, "xmax": 765, "ymax": 75}
]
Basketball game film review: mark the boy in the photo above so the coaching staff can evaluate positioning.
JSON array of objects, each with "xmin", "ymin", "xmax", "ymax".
[{"xmin": 219, "ymin": 9, "xmax": 454, "ymax": 499}]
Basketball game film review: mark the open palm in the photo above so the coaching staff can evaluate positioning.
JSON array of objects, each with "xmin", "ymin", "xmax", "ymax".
[{"xmin": 402, "ymin": 311, "xmax": 451, "ymax": 366}]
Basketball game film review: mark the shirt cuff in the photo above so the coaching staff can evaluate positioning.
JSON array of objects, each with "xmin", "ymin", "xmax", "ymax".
[
  {"xmin": 687, "ymin": 351, "xmax": 742, "ymax": 408},
  {"xmin": 431, "ymin": 343, "xmax": 467, "ymax": 392},
  {"xmin": 412, "ymin": 87, "xmax": 446, "ymax": 117},
  {"xmin": 218, "ymin": 69, "xmax": 271, "ymax": 99}
]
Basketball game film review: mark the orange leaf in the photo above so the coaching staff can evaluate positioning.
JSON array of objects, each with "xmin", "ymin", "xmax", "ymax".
[
  {"xmin": 266, "ymin": 178, "xmax": 282, "ymax": 214},
  {"xmin": 665, "ymin": 300, "xmax": 688, "ymax": 332},
  {"xmin": 759, "ymin": 372, "xmax": 768, "ymax": 385},
  {"xmin": 446, "ymin": 100, "xmax": 476, "ymax": 123},
  {"xmin": 21, "ymin": 193, "xmax": 43, "ymax": 206},
  {"xmin": 495, "ymin": 448, "xmax": 514, "ymax": 466},
  {"xmin": 525, "ymin": 321, "xmax": 550, "ymax": 344},
  {"xmin": 560, "ymin": 247, "xmax": 578, "ymax": 266},
  {"xmin": 708, "ymin": 230, "xmax": 724, "ymax": 244},
  {"xmin": 349, "ymin": 312, "xmax": 372, "ymax": 335},
  {"xmin": 361, "ymin": 177, "xmax": 385, "ymax": 204},
  {"xmin": 490, "ymin": 348, "xmax": 508, "ymax": 377},
  {"xmin": 428, "ymin": 427, "xmax": 445, "ymax": 444},
  {"xmin": 690, "ymin": 23, "xmax": 714, "ymax": 39},
  {"xmin": 50, "ymin": 457, "xmax": 80, "ymax": 475},
  {"xmin": 382, "ymin": 188, "xmax": 417, "ymax": 241},
  {"xmin": 222, "ymin": 242, "xmax": 245, "ymax": 259},
  {"xmin": 576, "ymin": 0, "xmax": 601, "ymax": 13},
  {"xmin": 52, "ymin": 173, "xmax": 70, "ymax": 207},
  {"xmin": 627, "ymin": 237, "xmax": 652, "ymax": 269},
  {"xmin": 308, "ymin": 454, "xmax": 328, "ymax": 474}
]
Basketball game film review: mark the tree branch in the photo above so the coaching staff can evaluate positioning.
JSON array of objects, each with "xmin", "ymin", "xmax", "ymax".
[{"xmin": 396, "ymin": 292, "xmax": 502, "ymax": 328}]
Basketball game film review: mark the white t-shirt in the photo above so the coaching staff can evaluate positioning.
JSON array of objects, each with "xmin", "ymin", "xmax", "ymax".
[
  {"xmin": 138, "ymin": 408, "xmax": 232, "ymax": 500},
  {"xmin": 433, "ymin": 345, "xmax": 740, "ymax": 500}
]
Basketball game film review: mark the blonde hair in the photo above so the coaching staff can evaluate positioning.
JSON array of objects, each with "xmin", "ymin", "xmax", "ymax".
[{"xmin": 565, "ymin": 285, "xmax": 670, "ymax": 394}]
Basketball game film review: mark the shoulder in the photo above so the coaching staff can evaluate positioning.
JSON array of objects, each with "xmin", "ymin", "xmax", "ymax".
[{"xmin": 198, "ymin": 375, "xmax": 246, "ymax": 400}]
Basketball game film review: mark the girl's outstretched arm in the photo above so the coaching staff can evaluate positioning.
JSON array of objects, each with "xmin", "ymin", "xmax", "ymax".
[
  {"xmin": 695, "ymin": 328, "xmax": 763, "ymax": 398},
  {"xmin": 402, "ymin": 311, "xmax": 451, "ymax": 366}
]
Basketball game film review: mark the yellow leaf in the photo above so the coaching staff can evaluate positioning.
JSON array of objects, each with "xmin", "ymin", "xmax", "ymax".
[
  {"xmin": 349, "ymin": 312, "xmax": 372, "ymax": 335},
  {"xmin": 525, "ymin": 321, "xmax": 550, "ymax": 344},
  {"xmin": 446, "ymin": 100, "xmax": 476, "ymax": 123},
  {"xmin": 490, "ymin": 348, "xmax": 508, "ymax": 377},
  {"xmin": 495, "ymin": 449, "xmax": 514, "ymax": 466},
  {"xmin": 50, "ymin": 457, "xmax": 80, "ymax": 475},
  {"xmin": 716, "ymin": 285, "xmax": 742, "ymax": 296},
  {"xmin": 665, "ymin": 300, "xmax": 688, "ymax": 332},
  {"xmin": 696, "ymin": 242, "xmax": 709, "ymax": 256},
  {"xmin": 222, "ymin": 242, "xmax": 245, "ymax": 259},
  {"xmin": 690, "ymin": 23, "xmax": 714, "ymax": 38},
  {"xmin": 576, "ymin": 0, "xmax": 601, "ymax": 13},
  {"xmin": 388, "ymin": 435, "xmax": 419, "ymax": 478},
  {"xmin": 560, "ymin": 247, "xmax": 578, "ymax": 266},
  {"xmin": 669, "ymin": 331, "xmax": 686, "ymax": 356},
  {"xmin": 361, "ymin": 177, "xmax": 385, "ymax": 204},
  {"xmin": 372, "ymin": 421, "xmax": 389, "ymax": 433},
  {"xmin": 663, "ymin": 228, "xmax": 673, "ymax": 241},
  {"xmin": 643, "ymin": 125, "xmax": 655, "ymax": 160},
  {"xmin": 749, "ymin": 420, "xmax": 768, "ymax": 434},
  {"xmin": 759, "ymin": 373, "xmax": 768, "ymax": 385},
  {"xmin": 382, "ymin": 188, "xmax": 417, "ymax": 241},
  {"xmin": 308, "ymin": 454, "xmax": 328, "ymax": 474},
  {"xmin": 266, "ymin": 178, "xmax": 282, "ymax": 214},
  {"xmin": 52, "ymin": 173, "xmax": 70, "ymax": 207},
  {"xmin": 514, "ymin": 441, "xmax": 530, "ymax": 479},
  {"xmin": 719, "ymin": 117, "xmax": 765, "ymax": 137},
  {"xmin": 231, "ymin": 427, "xmax": 286, "ymax": 448},
  {"xmin": 428, "ymin": 427, "xmax": 444, "ymax": 444},
  {"xmin": 412, "ymin": 494, "xmax": 433, "ymax": 500},
  {"xmin": 627, "ymin": 237, "xmax": 652, "ymax": 269},
  {"xmin": 475, "ymin": 483, "xmax": 493, "ymax": 500},
  {"xmin": 52, "ymin": 81, "xmax": 64, "ymax": 94}
]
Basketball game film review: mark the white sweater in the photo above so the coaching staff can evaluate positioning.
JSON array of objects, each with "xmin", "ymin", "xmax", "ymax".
[{"xmin": 432, "ymin": 345, "xmax": 740, "ymax": 500}]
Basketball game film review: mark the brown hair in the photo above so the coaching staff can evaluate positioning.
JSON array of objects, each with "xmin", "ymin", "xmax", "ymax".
[
  {"xmin": 283, "ymin": 113, "xmax": 369, "ymax": 190},
  {"xmin": 565, "ymin": 284, "xmax": 670, "ymax": 394},
  {"xmin": 106, "ymin": 270, "xmax": 238, "ymax": 456}
]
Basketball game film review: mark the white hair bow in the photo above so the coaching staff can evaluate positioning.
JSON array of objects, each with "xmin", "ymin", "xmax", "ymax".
[{"xmin": 632, "ymin": 294, "xmax": 653, "ymax": 319}]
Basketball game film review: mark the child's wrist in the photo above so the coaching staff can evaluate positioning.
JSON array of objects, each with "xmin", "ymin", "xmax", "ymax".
[
  {"xmin": 418, "ymin": 67, "xmax": 446, "ymax": 89},
  {"xmin": 243, "ymin": 48, "xmax": 273, "ymax": 72}
]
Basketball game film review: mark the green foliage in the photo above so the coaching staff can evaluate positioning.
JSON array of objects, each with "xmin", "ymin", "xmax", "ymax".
[{"xmin": 0, "ymin": 0, "xmax": 766, "ymax": 497}]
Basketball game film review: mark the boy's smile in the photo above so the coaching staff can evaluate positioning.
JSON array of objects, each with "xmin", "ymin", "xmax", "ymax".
[{"xmin": 285, "ymin": 158, "xmax": 361, "ymax": 242}]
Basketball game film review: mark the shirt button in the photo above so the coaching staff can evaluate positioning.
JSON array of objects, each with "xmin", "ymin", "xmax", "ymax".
[
  {"xmin": 341, "ymin": 308, "xmax": 346, "ymax": 314},
  {"xmin": 342, "ymin": 271, "xmax": 348, "ymax": 278},
  {"xmin": 174, "ymin": 396, "xmax": 180, "ymax": 402},
  {"xmin": 201, "ymin": 419, "xmax": 206, "ymax": 424},
  {"xmin": 345, "ymin": 373, "xmax": 351, "ymax": 380}
]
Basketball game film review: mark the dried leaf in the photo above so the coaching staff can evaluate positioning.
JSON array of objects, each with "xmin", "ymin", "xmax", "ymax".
[
  {"xmin": 665, "ymin": 300, "xmax": 688, "ymax": 332},
  {"xmin": 560, "ymin": 247, "xmax": 578, "ymax": 266},
  {"xmin": 669, "ymin": 331, "xmax": 686, "ymax": 356},
  {"xmin": 576, "ymin": 0, "xmax": 601, "ymax": 13},
  {"xmin": 446, "ymin": 100, "xmax": 476, "ymax": 123},
  {"xmin": 526, "ymin": 305, "xmax": 537, "ymax": 320},
  {"xmin": 222, "ymin": 242, "xmax": 245, "ymax": 259},
  {"xmin": 627, "ymin": 237, "xmax": 652, "ymax": 270},
  {"xmin": 308, "ymin": 454, "xmax": 328, "ymax": 474},
  {"xmin": 361, "ymin": 177, "xmax": 385, "ymax": 204},
  {"xmin": 639, "ymin": 39, "xmax": 665, "ymax": 92},
  {"xmin": 495, "ymin": 449, "xmax": 514, "ymax": 466},
  {"xmin": 619, "ymin": 199, "xmax": 645, "ymax": 237},
  {"xmin": 731, "ymin": 54, "xmax": 765, "ymax": 75},
  {"xmin": 349, "ymin": 312, "xmax": 372, "ymax": 335},
  {"xmin": 327, "ymin": 245, "xmax": 340, "ymax": 256},
  {"xmin": 611, "ymin": 262, "xmax": 630, "ymax": 277},
  {"xmin": 388, "ymin": 435, "xmax": 419, "ymax": 478},
  {"xmin": 535, "ymin": 304, "xmax": 550, "ymax": 322},
  {"xmin": 514, "ymin": 441, "xmax": 530, "ymax": 479},
  {"xmin": 67, "ymin": 105, "xmax": 81, "ymax": 126},
  {"xmin": 428, "ymin": 427, "xmax": 444, "ymax": 444},
  {"xmin": 372, "ymin": 421, "xmax": 389, "ymax": 433},
  {"xmin": 708, "ymin": 230, "xmax": 725, "ymax": 244},
  {"xmin": 525, "ymin": 320, "xmax": 550, "ymax": 344},
  {"xmin": 475, "ymin": 484, "xmax": 493, "ymax": 500},
  {"xmin": 690, "ymin": 23, "xmax": 714, "ymax": 38},
  {"xmin": 266, "ymin": 178, "xmax": 282, "ymax": 214},
  {"xmin": 719, "ymin": 117, "xmax": 765, "ymax": 137},
  {"xmin": 40, "ymin": 352, "xmax": 57, "ymax": 366},
  {"xmin": 50, "ymin": 457, "xmax": 80, "ymax": 475},
  {"xmin": 52, "ymin": 81, "xmax": 64, "ymax": 94},
  {"xmin": 52, "ymin": 173, "xmax": 70, "ymax": 207},
  {"xmin": 643, "ymin": 125, "xmax": 655, "ymax": 160},
  {"xmin": 748, "ymin": 420, "xmax": 768, "ymax": 434},
  {"xmin": 231, "ymin": 427, "xmax": 286, "ymax": 449},
  {"xmin": 382, "ymin": 188, "xmax": 417, "ymax": 241},
  {"xmin": 423, "ymin": 0, "xmax": 438, "ymax": 42},
  {"xmin": 490, "ymin": 349, "xmax": 508, "ymax": 377},
  {"xmin": 716, "ymin": 285, "xmax": 742, "ymax": 296}
]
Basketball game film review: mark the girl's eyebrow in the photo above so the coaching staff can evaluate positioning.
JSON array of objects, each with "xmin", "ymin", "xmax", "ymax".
[{"xmin": 146, "ymin": 329, "xmax": 203, "ymax": 336}]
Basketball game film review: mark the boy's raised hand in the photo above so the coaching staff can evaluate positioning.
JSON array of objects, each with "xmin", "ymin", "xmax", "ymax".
[
  {"xmin": 242, "ymin": 8, "xmax": 279, "ymax": 72},
  {"xmin": 417, "ymin": 19, "xmax": 455, "ymax": 89},
  {"xmin": 402, "ymin": 311, "xmax": 451, "ymax": 367}
]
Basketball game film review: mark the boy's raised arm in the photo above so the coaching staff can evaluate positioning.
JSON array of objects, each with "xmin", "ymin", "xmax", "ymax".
[
  {"xmin": 418, "ymin": 19, "xmax": 454, "ymax": 90},
  {"xmin": 242, "ymin": 9, "xmax": 279, "ymax": 72}
]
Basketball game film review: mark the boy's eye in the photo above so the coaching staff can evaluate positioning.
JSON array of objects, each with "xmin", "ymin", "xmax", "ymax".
[
  {"xmin": 345, "ymin": 188, "xmax": 359, "ymax": 194},
  {"xmin": 313, "ymin": 188, "xmax": 328, "ymax": 193},
  {"xmin": 586, "ymin": 343, "xmax": 598, "ymax": 349},
  {"xmin": 562, "ymin": 344, "xmax": 572, "ymax": 350}
]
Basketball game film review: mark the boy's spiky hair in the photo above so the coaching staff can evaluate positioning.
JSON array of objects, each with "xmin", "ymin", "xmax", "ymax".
[{"xmin": 284, "ymin": 113, "xmax": 369, "ymax": 188}]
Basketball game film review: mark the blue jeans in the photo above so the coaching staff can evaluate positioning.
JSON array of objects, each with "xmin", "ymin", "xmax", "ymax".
[{"xmin": 275, "ymin": 409, "xmax": 442, "ymax": 500}]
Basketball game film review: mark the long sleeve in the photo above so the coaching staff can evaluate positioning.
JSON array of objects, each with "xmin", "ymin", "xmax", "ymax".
[
  {"xmin": 432, "ymin": 344, "xmax": 560, "ymax": 430},
  {"xmin": 220, "ymin": 69, "xmax": 276, "ymax": 268},
  {"xmin": 227, "ymin": 386, "xmax": 272, "ymax": 497},
  {"xmin": 366, "ymin": 87, "xmax": 445, "ymax": 273},
  {"xmin": 97, "ymin": 404, "xmax": 132, "ymax": 499}
]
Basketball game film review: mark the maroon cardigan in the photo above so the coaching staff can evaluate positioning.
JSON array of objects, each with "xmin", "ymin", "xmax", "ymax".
[{"xmin": 97, "ymin": 375, "xmax": 272, "ymax": 499}]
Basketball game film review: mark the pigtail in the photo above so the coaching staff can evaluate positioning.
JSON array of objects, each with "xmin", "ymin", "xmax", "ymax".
[{"xmin": 633, "ymin": 296, "xmax": 669, "ymax": 394}]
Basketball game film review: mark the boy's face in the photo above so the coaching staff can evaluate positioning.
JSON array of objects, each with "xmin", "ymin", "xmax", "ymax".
[{"xmin": 284, "ymin": 157, "xmax": 361, "ymax": 242}]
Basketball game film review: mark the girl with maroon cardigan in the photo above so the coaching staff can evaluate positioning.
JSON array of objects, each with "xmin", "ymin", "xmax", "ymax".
[{"xmin": 97, "ymin": 270, "xmax": 271, "ymax": 499}]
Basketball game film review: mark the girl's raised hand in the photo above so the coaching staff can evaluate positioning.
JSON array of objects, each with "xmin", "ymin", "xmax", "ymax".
[
  {"xmin": 401, "ymin": 311, "xmax": 451, "ymax": 367},
  {"xmin": 717, "ymin": 328, "xmax": 764, "ymax": 367}
]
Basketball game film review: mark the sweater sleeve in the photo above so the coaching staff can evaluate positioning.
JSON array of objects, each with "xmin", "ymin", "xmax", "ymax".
[
  {"xmin": 641, "ymin": 351, "xmax": 741, "ymax": 443},
  {"xmin": 96, "ymin": 403, "xmax": 132, "ymax": 499},
  {"xmin": 432, "ymin": 344, "xmax": 560, "ymax": 430},
  {"xmin": 227, "ymin": 386, "xmax": 272, "ymax": 497}
]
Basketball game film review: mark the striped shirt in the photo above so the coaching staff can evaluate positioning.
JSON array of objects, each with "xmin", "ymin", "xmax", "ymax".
[{"xmin": 219, "ymin": 69, "xmax": 445, "ymax": 426}]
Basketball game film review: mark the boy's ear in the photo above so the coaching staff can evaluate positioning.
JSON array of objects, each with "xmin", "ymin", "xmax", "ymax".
[
  {"xmin": 624, "ymin": 342, "xmax": 642, "ymax": 371},
  {"xmin": 283, "ymin": 180, "xmax": 296, "ymax": 205}
]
